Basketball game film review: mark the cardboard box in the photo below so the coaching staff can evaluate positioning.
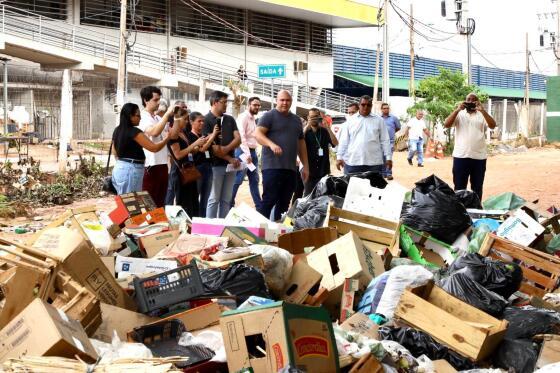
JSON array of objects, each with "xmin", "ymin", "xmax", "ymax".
[
  {"xmin": 92, "ymin": 303, "xmax": 157, "ymax": 343},
  {"xmin": 128, "ymin": 207, "xmax": 169, "ymax": 227},
  {"xmin": 115, "ymin": 255, "xmax": 178, "ymax": 277},
  {"xmin": 277, "ymin": 227, "xmax": 338, "ymax": 255},
  {"xmin": 0, "ymin": 298, "xmax": 98, "ymax": 363},
  {"xmin": 496, "ymin": 209, "xmax": 546, "ymax": 246},
  {"xmin": 109, "ymin": 191, "xmax": 156, "ymax": 226},
  {"xmin": 100, "ymin": 256, "xmax": 116, "ymax": 276},
  {"xmin": 281, "ymin": 259, "xmax": 323, "ymax": 304},
  {"xmin": 153, "ymin": 302, "xmax": 221, "ymax": 332},
  {"xmin": 139, "ymin": 229, "xmax": 180, "ymax": 258},
  {"xmin": 433, "ymin": 359, "xmax": 458, "ymax": 373},
  {"xmin": 221, "ymin": 226, "xmax": 267, "ymax": 247},
  {"xmin": 401, "ymin": 225, "xmax": 458, "ymax": 268},
  {"xmin": 340, "ymin": 312, "xmax": 379, "ymax": 340},
  {"xmin": 340, "ymin": 278, "xmax": 360, "ymax": 323},
  {"xmin": 349, "ymin": 354, "xmax": 383, "ymax": 373},
  {"xmin": 536, "ymin": 335, "xmax": 560, "ymax": 369},
  {"xmin": 306, "ymin": 232, "xmax": 385, "ymax": 293},
  {"xmin": 220, "ymin": 301, "xmax": 339, "ymax": 373},
  {"xmin": 395, "ymin": 281, "xmax": 508, "ymax": 361},
  {"xmin": 32, "ymin": 227, "xmax": 136, "ymax": 311}
]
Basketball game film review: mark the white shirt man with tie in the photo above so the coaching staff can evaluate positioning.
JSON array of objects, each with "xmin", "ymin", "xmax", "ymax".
[{"xmin": 336, "ymin": 95, "xmax": 392, "ymax": 175}]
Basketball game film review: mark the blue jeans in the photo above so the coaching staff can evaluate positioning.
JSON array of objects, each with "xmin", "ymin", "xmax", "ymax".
[
  {"xmin": 408, "ymin": 138, "xmax": 424, "ymax": 165},
  {"xmin": 196, "ymin": 162, "xmax": 212, "ymax": 218},
  {"xmin": 258, "ymin": 169, "xmax": 297, "ymax": 222},
  {"xmin": 382, "ymin": 142, "xmax": 395, "ymax": 177},
  {"xmin": 206, "ymin": 165, "xmax": 236, "ymax": 218},
  {"xmin": 343, "ymin": 164, "xmax": 382, "ymax": 175},
  {"xmin": 111, "ymin": 160, "xmax": 144, "ymax": 194},
  {"xmin": 231, "ymin": 148, "xmax": 262, "ymax": 210},
  {"xmin": 164, "ymin": 173, "xmax": 175, "ymax": 205}
]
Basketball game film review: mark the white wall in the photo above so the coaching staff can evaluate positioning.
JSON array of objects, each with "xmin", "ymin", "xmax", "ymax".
[{"xmin": 81, "ymin": 25, "xmax": 334, "ymax": 88}]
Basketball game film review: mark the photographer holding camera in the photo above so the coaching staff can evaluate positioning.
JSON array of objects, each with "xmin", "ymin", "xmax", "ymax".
[{"xmin": 444, "ymin": 93, "xmax": 496, "ymax": 200}]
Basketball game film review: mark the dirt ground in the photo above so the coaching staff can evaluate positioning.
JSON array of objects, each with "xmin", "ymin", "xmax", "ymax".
[{"xmin": 1, "ymin": 144, "xmax": 559, "ymax": 241}]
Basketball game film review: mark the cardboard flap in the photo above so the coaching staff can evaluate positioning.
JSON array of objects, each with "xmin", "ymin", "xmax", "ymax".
[{"xmin": 282, "ymin": 260, "xmax": 322, "ymax": 304}]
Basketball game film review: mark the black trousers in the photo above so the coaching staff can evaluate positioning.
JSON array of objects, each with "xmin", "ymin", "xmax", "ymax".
[
  {"xmin": 452, "ymin": 157, "xmax": 487, "ymax": 201},
  {"xmin": 258, "ymin": 169, "xmax": 297, "ymax": 221}
]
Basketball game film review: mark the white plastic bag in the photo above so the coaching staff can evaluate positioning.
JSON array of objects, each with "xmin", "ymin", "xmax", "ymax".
[
  {"xmin": 91, "ymin": 331, "xmax": 152, "ymax": 363},
  {"xmin": 249, "ymin": 245, "xmax": 293, "ymax": 295},
  {"xmin": 178, "ymin": 331, "xmax": 226, "ymax": 363}
]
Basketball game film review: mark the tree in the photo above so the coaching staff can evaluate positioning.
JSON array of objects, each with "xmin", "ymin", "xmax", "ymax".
[
  {"xmin": 225, "ymin": 78, "xmax": 247, "ymax": 118},
  {"xmin": 408, "ymin": 67, "xmax": 488, "ymax": 148}
]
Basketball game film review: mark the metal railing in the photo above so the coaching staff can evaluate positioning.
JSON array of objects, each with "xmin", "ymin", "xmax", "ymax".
[{"xmin": 0, "ymin": 4, "xmax": 358, "ymax": 114}]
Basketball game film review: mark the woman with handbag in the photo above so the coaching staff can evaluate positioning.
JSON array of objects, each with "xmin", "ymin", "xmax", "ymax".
[
  {"xmin": 188, "ymin": 111, "xmax": 220, "ymax": 217},
  {"xmin": 111, "ymin": 103, "xmax": 175, "ymax": 195},
  {"xmin": 168, "ymin": 108, "xmax": 208, "ymax": 217}
]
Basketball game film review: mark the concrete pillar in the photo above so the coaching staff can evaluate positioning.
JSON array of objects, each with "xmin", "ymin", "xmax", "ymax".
[
  {"xmin": 501, "ymin": 98, "xmax": 507, "ymax": 141},
  {"xmin": 198, "ymin": 79, "xmax": 206, "ymax": 111},
  {"xmin": 290, "ymin": 84, "xmax": 299, "ymax": 114},
  {"xmin": 486, "ymin": 98, "xmax": 492, "ymax": 141},
  {"xmin": 540, "ymin": 102, "xmax": 545, "ymax": 139},
  {"xmin": 58, "ymin": 69, "xmax": 73, "ymax": 172}
]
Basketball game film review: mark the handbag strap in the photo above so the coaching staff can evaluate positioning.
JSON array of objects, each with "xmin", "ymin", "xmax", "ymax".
[
  {"xmin": 105, "ymin": 140, "xmax": 113, "ymax": 176},
  {"xmin": 169, "ymin": 130, "xmax": 192, "ymax": 167}
]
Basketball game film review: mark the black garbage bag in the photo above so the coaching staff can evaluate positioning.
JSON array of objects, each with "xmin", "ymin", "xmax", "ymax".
[
  {"xmin": 290, "ymin": 195, "xmax": 343, "ymax": 229},
  {"xmin": 493, "ymin": 339, "xmax": 540, "ymax": 373},
  {"xmin": 199, "ymin": 264, "xmax": 272, "ymax": 305},
  {"xmin": 502, "ymin": 306, "xmax": 560, "ymax": 339},
  {"xmin": 378, "ymin": 326, "xmax": 477, "ymax": 371},
  {"xmin": 447, "ymin": 253, "xmax": 522, "ymax": 298},
  {"xmin": 401, "ymin": 175, "xmax": 472, "ymax": 244},
  {"xmin": 312, "ymin": 171, "xmax": 387, "ymax": 199},
  {"xmin": 439, "ymin": 272, "xmax": 507, "ymax": 317},
  {"xmin": 455, "ymin": 189, "xmax": 483, "ymax": 209}
]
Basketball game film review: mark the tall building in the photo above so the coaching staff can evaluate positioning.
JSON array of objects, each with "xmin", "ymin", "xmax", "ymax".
[{"xmin": 0, "ymin": 0, "xmax": 380, "ymax": 140}]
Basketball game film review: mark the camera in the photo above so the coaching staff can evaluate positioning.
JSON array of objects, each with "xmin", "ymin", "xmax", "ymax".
[{"xmin": 464, "ymin": 102, "xmax": 476, "ymax": 110}]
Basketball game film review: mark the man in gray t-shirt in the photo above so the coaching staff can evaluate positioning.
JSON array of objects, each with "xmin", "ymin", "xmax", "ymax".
[{"xmin": 256, "ymin": 90, "xmax": 309, "ymax": 221}]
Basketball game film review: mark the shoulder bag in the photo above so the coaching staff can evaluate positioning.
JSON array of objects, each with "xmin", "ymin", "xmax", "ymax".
[{"xmin": 171, "ymin": 132, "xmax": 201, "ymax": 185}]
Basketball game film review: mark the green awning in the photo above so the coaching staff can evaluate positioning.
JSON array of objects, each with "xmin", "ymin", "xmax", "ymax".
[{"xmin": 335, "ymin": 72, "xmax": 546, "ymax": 100}]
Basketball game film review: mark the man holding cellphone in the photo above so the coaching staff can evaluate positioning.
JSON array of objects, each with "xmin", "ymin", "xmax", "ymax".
[{"xmin": 444, "ymin": 93, "xmax": 496, "ymax": 200}]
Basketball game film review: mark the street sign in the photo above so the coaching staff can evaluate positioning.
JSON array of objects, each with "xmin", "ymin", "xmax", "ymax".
[{"xmin": 258, "ymin": 64, "xmax": 286, "ymax": 79}]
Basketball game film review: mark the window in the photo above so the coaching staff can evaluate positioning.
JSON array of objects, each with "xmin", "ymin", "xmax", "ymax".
[
  {"xmin": 81, "ymin": 0, "xmax": 167, "ymax": 33},
  {"xmin": 5, "ymin": 0, "xmax": 67, "ymax": 19}
]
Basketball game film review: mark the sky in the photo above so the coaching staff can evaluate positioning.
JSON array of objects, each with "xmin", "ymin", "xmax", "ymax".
[{"xmin": 334, "ymin": 0, "xmax": 558, "ymax": 76}]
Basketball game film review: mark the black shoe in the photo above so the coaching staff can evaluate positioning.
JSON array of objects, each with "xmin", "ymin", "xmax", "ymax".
[
  {"xmin": 407, "ymin": 158, "xmax": 413, "ymax": 166},
  {"xmin": 387, "ymin": 175, "xmax": 394, "ymax": 180},
  {"xmin": 418, "ymin": 164, "xmax": 424, "ymax": 167}
]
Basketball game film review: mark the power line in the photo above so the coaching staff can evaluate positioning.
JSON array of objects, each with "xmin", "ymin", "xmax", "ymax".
[
  {"xmin": 391, "ymin": 0, "xmax": 456, "ymax": 36},
  {"xmin": 390, "ymin": 1, "xmax": 455, "ymax": 43},
  {"xmin": 530, "ymin": 52, "xmax": 544, "ymax": 74},
  {"xmin": 471, "ymin": 44, "xmax": 503, "ymax": 69}
]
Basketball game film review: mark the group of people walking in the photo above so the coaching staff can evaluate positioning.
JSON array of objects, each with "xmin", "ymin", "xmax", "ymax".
[{"xmin": 111, "ymin": 85, "xmax": 496, "ymax": 221}]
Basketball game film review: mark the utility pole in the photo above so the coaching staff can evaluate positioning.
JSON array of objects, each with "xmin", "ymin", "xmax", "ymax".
[
  {"xmin": 557, "ymin": 0, "xmax": 560, "ymax": 75},
  {"xmin": 0, "ymin": 58, "xmax": 8, "ymax": 135},
  {"xmin": 409, "ymin": 3, "xmax": 415, "ymax": 100},
  {"xmin": 373, "ymin": 43, "xmax": 380, "ymax": 102},
  {"xmin": 525, "ymin": 32, "xmax": 530, "ymax": 107},
  {"xmin": 116, "ymin": 0, "xmax": 128, "ymax": 121},
  {"xmin": 382, "ymin": 0, "xmax": 390, "ymax": 103}
]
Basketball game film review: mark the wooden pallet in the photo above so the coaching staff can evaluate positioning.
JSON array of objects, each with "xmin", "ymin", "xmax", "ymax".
[
  {"xmin": 324, "ymin": 204, "xmax": 400, "ymax": 257},
  {"xmin": 49, "ymin": 272, "xmax": 102, "ymax": 336},
  {"xmin": 479, "ymin": 233, "xmax": 560, "ymax": 297},
  {"xmin": 395, "ymin": 280, "xmax": 508, "ymax": 361}
]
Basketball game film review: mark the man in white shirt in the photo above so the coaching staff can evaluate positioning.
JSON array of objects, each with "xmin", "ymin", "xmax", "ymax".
[
  {"xmin": 139, "ymin": 86, "xmax": 175, "ymax": 207},
  {"xmin": 336, "ymin": 95, "xmax": 392, "ymax": 175},
  {"xmin": 404, "ymin": 110, "xmax": 431, "ymax": 167},
  {"xmin": 444, "ymin": 93, "xmax": 496, "ymax": 200},
  {"xmin": 230, "ymin": 96, "xmax": 262, "ymax": 209}
]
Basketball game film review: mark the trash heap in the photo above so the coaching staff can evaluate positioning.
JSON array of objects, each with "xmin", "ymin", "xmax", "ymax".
[{"xmin": 1, "ymin": 173, "xmax": 560, "ymax": 373}]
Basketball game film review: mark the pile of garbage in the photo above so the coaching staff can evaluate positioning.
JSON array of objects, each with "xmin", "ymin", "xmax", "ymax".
[
  {"xmin": 0, "ymin": 156, "xmax": 106, "ymax": 211},
  {"xmin": 1, "ymin": 173, "xmax": 560, "ymax": 373}
]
